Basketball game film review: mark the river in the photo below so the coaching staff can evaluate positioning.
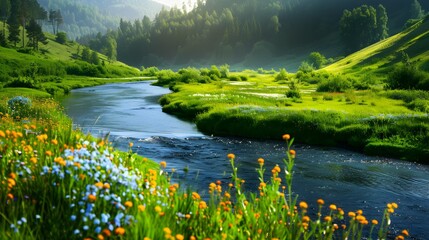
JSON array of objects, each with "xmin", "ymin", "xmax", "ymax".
[{"xmin": 61, "ymin": 81, "xmax": 429, "ymax": 239}]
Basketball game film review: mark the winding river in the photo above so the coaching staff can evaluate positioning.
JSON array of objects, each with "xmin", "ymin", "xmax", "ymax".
[{"xmin": 62, "ymin": 81, "xmax": 429, "ymax": 239}]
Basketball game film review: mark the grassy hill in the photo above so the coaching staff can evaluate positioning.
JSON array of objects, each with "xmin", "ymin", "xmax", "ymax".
[
  {"xmin": 0, "ymin": 30, "xmax": 143, "ymax": 97},
  {"xmin": 324, "ymin": 16, "xmax": 429, "ymax": 79}
]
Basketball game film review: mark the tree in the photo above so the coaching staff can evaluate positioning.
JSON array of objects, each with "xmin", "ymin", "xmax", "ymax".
[
  {"xmin": 7, "ymin": 0, "xmax": 20, "ymax": 46},
  {"xmin": 411, "ymin": 0, "xmax": 425, "ymax": 19},
  {"xmin": 308, "ymin": 52, "xmax": 326, "ymax": 69},
  {"xmin": 376, "ymin": 4, "xmax": 389, "ymax": 40},
  {"xmin": 0, "ymin": 0, "xmax": 10, "ymax": 37},
  {"xmin": 26, "ymin": 18, "xmax": 45, "ymax": 50},
  {"xmin": 90, "ymin": 51, "xmax": 100, "ymax": 65},
  {"xmin": 340, "ymin": 5, "xmax": 388, "ymax": 53},
  {"xmin": 56, "ymin": 32, "xmax": 67, "ymax": 44},
  {"xmin": 49, "ymin": 9, "xmax": 63, "ymax": 34},
  {"xmin": 81, "ymin": 47, "xmax": 90, "ymax": 62}
]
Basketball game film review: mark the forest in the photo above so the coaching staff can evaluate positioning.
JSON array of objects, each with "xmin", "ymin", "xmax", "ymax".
[{"xmin": 84, "ymin": 0, "xmax": 428, "ymax": 68}]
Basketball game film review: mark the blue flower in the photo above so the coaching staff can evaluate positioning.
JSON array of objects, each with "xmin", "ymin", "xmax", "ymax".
[
  {"xmin": 73, "ymin": 229, "xmax": 80, "ymax": 235},
  {"xmin": 70, "ymin": 215, "xmax": 77, "ymax": 221}
]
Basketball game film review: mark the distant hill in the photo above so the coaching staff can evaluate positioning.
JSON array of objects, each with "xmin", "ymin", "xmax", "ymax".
[
  {"xmin": 38, "ymin": 0, "xmax": 166, "ymax": 39},
  {"xmin": 324, "ymin": 16, "xmax": 429, "ymax": 79}
]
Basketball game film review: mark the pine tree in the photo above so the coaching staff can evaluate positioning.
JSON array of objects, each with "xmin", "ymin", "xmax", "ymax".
[
  {"xmin": 0, "ymin": 0, "xmax": 10, "ymax": 37},
  {"xmin": 81, "ymin": 47, "xmax": 90, "ymax": 62},
  {"xmin": 26, "ymin": 18, "xmax": 45, "ymax": 50},
  {"xmin": 90, "ymin": 51, "xmax": 100, "ymax": 65},
  {"xmin": 411, "ymin": 0, "xmax": 425, "ymax": 19}
]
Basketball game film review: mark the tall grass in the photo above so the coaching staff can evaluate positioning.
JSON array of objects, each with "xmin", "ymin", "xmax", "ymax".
[{"xmin": 0, "ymin": 96, "xmax": 409, "ymax": 239}]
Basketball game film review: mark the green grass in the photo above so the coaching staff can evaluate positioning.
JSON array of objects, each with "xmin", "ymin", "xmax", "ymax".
[{"xmin": 324, "ymin": 18, "xmax": 429, "ymax": 79}]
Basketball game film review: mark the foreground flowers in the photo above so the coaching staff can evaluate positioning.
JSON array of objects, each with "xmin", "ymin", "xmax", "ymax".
[{"xmin": 0, "ymin": 98, "xmax": 408, "ymax": 239}]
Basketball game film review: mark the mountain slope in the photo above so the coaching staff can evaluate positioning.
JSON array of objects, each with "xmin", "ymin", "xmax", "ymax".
[
  {"xmin": 38, "ymin": 0, "xmax": 166, "ymax": 39},
  {"xmin": 324, "ymin": 16, "xmax": 429, "ymax": 78}
]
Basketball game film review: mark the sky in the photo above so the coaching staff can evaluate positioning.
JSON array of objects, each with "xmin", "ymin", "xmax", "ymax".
[{"xmin": 152, "ymin": 0, "xmax": 198, "ymax": 9}]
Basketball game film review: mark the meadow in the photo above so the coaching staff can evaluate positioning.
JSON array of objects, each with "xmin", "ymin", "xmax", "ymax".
[{"xmin": 0, "ymin": 92, "xmax": 409, "ymax": 239}]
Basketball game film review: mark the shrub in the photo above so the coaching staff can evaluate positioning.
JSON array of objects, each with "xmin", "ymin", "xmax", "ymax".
[
  {"xmin": 317, "ymin": 75, "xmax": 353, "ymax": 92},
  {"xmin": 298, "ymin": 61, "xmax": 314, "ymax": 73},
  {"xmin": 56, "ymin": 32, "xmax": 68, "ymax": 44},
  {"xmin": 275, "ymin": 68, "xmax": 289, "ymax": 81},
  {"xmin": 141, "ymin": 66, "xmax": 160, "ymax": 76},
  {"xmin": 155, "ymin": 69, "xmax": 180, "ymax": 86},
  {"xmin": 386, "ymin": 64, "xmax": 429, "ymax": 90},
  {"xmin": 229, "ymin": 75, "xmax": 241, "ymax": 81},
  {"xmin": 406, "ymin": 99, "xmax": 429, "ymax": 112},
  {"xmin": 286, "ymin": 90, "xmax": 301, "ymax": 99},
  {"xmin": 4, "ymin": 77, "xmax": 39, "ymax": 89}
]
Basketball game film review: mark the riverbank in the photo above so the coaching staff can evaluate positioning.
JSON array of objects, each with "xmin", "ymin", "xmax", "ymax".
[
  {"xmin": 1, "ymin": 81, "xmax": 418, "ymax": 239},
  {"xmin": 156, "ymin": 69, "xmax": 429, "ymax": 163}
]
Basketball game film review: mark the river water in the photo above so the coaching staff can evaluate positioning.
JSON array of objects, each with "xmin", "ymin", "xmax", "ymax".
[{"xmin": 61, "ymin": 81, "xmax": 429, "ymax": 239}]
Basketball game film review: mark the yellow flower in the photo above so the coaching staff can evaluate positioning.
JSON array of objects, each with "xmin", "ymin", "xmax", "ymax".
[
  {"xmin": 129, "ymin": 142, "xmax": 133, "ymax": 147},
  {"xmin": 163, "ymin": 227, "xmax": 171, "ymax": 235},
  {"xmin": 371, "ymin": 219, "xmax": 378, "ymax": 225},
  {"xmin": 95, "ymin": 182, "xmax": 103, "ymax": 189},
  {"xmin": 282, "ymin": 134, "xmax": 290, "ymax": 140},
  {"xmin": 124, "ymin": 201, "xmax": 133, "ymax": 208},
  {"xmin": 289, "ymin": 149, "xmax": 296, "ymax": 157},
  {"xmin": 160, "ymin": 161, "xmax": 167, "ymax": 168},
  {"xmin": 176, "ymin": 234, "xmax": 184, "ymax": 240},
  {"xmin": 227, "ymin": 153, "xmax": 235, "ymax": 159},
  {"xmin": 317, "ymin": 199, "xmax": 324, "ymax": 205},
  {"xmin": 302, "ymin": 216, "xmax": 310, "ymax": 222},
  {"xmin": 257, "ymin": 158, "xmax": 264, "ymax": 165},
  {"xmin": 155, "ymin": 206, "xmax": 162, "ymax": 213},
  {"xmin": 0, "ymin": 130, "xmax": 5, "ymax": 138},
  {"xmin": 199, "ymin": 201, "xmax": 207, "ymax": 209},
  {"xmin": 299, "ymin": 201, "xmax": 308, "ymax": 209},
  {"xmin": 348, "ymin": 212, "xmax": 356, "ymax": 218},
  {"xmin": 329, "ymin": 204, "xmax": 337, "ymax": 211},
  {"xmin": 324, "ymin": 216, "xmax": 332, "ymax": 222},
  {"xmin": 138, "ymin": 205, "xmax": 146, "ymax": 212}
]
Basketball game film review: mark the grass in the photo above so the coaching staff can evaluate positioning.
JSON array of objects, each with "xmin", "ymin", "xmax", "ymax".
[
  {"xmin": 0, "ymin": 96, "xmax": 408, "ymax": 239},
  {"xmin": 157, "ymin": 68, "xmax": 429, "ymax": 162}
]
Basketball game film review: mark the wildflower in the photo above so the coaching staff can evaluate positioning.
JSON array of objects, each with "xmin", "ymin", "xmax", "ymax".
[
  {"xmin": 95, "ymin": 182, "xmax": 104, "ymax": 189},
  {"xmin": 114, "ymin": 227, "xmax": 125, "ymax": 235},
  {"xmin": 317, "ymin": 199, "xmax": 324, "ymax": 205},
  {"xmin": 299, "ymin": 201, "xmax": 308, "ymax": 209},
  {"xmin": 138, "ymin": 205, "xmax": 146, "ymax": 212},
  {"xmin": 329, "ymin": 204, "xmax": 337, "ymax": 211},
  {"xmin": 70, "ymin": 215, "xmax": 77, "ymax": 221},
  {"xmin": 88, "ymin": 194, "xmax": 97, "ymax": 203},
  {"xmin": 392, "ymin": 202, "xmax": 398, "ymax": 209},
  {"xmin": 73, "ymin": 229, "xmax": 80, "ymax": 235},
  {"xmin": 401, "ymin": 230, "xmax": 409, "ymax": 236},
  {"xmin": 9, "ymin": 172, "xmax": 16, "ymax": 179},
  {"xmin": 371, "ymin": 219, "xmax": 378, "ymax": 225},
  {"xmin": 257, "ymin": 158, "xmax": 264, "ymax": 165},
  {"xmin": 176, "ymin": 234, "xmax": 184, "ymax": 240},
  {"xmin": 160, "ymin": 161, "xmax": 167, "ymax": 168},
  {"xmin": 395, "ymin": 236, "xmax": 405, "ymax": 240},
  {"xmin": 102, "ymin": 229, "xmax": 111, "ymax": 237},
  {"xmin": 302, "ymin": 216, "xmax": 310, "ymax": 222},
  {"xmin": 7, "ymin": 193, "xmax": 14, "ymax": 200},
  {"xmin": 289, "ymin": 149, "xmax": 296, "ymax": 157},
  {"xmin": 227, "ymin": 153, "xmax": 235, "ymax": 159},
  {"xmin": 199, "ymin": 201, "xmax": 208, "ymax": 209},
  {"xmin": 282, "ymin": 134, "xmax": 290, "ymax": 140},
  {"xmin": 124, "ymin": 201, "xmax": 133, "ymax": 208},
  {"xmin": 129, "ymin": 142, "xmax": 133, "ymax": 147},
  {"xmin": 97, "ymin": 234, "xmax": 104, "ymax": 240},
  {"xmin": 324, "ymin": 216, "xmax": 332, "ymax": 222},
  {"xmin": 155, "ymin": 206, "xmax": 162, "ymax": 213},
  {"xmin": 348, "ymin": 212, "xmax": 356, "ymax": 218},
  {"xmin": 103, "ymin": 183, "xmax": 110, "ymax": 189}
]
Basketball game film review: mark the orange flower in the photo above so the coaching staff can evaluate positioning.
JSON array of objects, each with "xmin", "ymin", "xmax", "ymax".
[
  {"xmin": 371, "ymin": 219, "xmax": 378, "ymax": 225},
  {"xmin": 95, "ymin": 182, "xmax": 103, "ymax": 189},
  {"xmin": 129, "ymin": 142, "xmax": 133, "ymax": 147},
  {"xmin": 176, "ymin": 234, "xmax": 184, "ymax": 240},
  {"xmin": 289, "ymin": 149, "xmax": 296, "ymax": 157},
  {"xmin": 97, "ymin": 234, "xmax": 104, "ymax": 240},
  {"xmin": 160, "ymin": 161, "xmax": 167, "ymax": 168},
  {"xmin": 199, "ymin": 201, "xmax": 208, "ymax": 209},
  {"xmin": 102, "ymin": 229, "xmax": 111, "ymax": 237},
  {"xmin": 115, "ymin": 227, "xmax": 125, "ymax": 235},
  {"xmin": 324, "ymin": 216, "xmax": 332, "ymax": 222},
  {"xmin": 9, "ymin": 173, "xmax": 16, "ymax": 179},
  {"xmin": 329, "ymin": 204, "xmax": 337, "ymax": 211},
  {"xmin": 88, "ymin": 194, "xmax": 97, "ymax": 202},
  {"xmin": 103, "ymin": 183, "xmax": 110, "ymax": 189},
  {"xmin": 138, "ymin": 205, "xmax": 146, "ymax": 212},
  {"xmin": 7, "ymin": 193, "xmax": 14, "ymax": 200},
  {"xmin": 124, "ymin": 201, "xmax": 133, "ymax": 208},
  {"xmin": 302, "ymin": 216, "xmax": 310, "ymax": 222},
  {"xmin": 401, "ymin": 229, "xmax": 409, "ymax": 236},
  {"xmin": 348, "ymin": 212, "xmax": 356, "ymax": 218},
  {"xmin": 227, "ymin": 153, "xmax": 235, "ymax": 159},
  {"xmin": 299, "ymin": 201, "xmax": 308, "ymax": 209},
  {"xmin": 317, "ymin": 199, "xmax": 324, "ymax": 205},
  {"xmin": 257, "ymin": 158, "xmax": 264, "ymax": 165},
  {"xmin": 45, "ymin": 150, "xmax": 53, "ymax": 157},
  {"xmin": 282, "ymin": 134, "xmax": 290, "ymax": 140}
]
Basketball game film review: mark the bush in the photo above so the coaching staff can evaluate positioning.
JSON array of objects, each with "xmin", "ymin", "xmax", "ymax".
[
  {"xmin": 386, "ymin": 64, "xmax": 429, "ymax": 90},
  {"xmin": 286, "ymin": 89, "xmax": 301, "ymax": 99},
  {"xmin": 155, "ymin": 69, "xmax": 180, "ymax": 86},
  {"xmin": 141, "ymin": 66, "xmax": 160, "ymax": 76},
  {"xmin": 308, "ymin": 52, "xmax": 326, "ymax": 69},
  {"xmin": 56, "ymin": 32, "xmax": 68, "ymax": 44},
  {"xmin": 406, "ymin": 99, "xmax": 429, "ymax": 112},
  {"xmin": 317, "ymin": 75, "xmax": 353, "ymax": 92},
  {"xmin": 275, "ymin": 68, "xmax": 289, "ymax": 81},
  {"xmin": 4, "ymin": 77, "xmax": 39, "ymax": 89}
]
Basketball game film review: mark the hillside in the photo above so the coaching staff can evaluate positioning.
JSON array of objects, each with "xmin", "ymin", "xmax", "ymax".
[
  {"xmin": 0, "ymin": 31, "xmax": 142, "ymax": 97},
  {"xmin": 324, "ymin": 16, "xmax": 429, "ymax": 79},
  {"xmin": 38, "ymin": 0, "xmax": 166, "ymax": 39}
]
